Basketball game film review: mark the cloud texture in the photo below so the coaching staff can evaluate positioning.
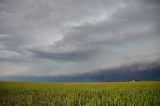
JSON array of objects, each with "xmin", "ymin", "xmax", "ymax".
[{"xmin": 0, "ymin": 0, "xmax": 160, "ymax": 81}]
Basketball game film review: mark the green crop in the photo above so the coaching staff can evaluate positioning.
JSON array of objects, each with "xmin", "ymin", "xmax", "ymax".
[{"xmin": 0, "ymin": 81, "xmax": 160, "ymax": 106}]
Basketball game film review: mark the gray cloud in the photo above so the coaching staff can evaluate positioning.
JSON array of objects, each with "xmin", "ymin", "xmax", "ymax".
[
  {"xmin": 0, "ymin": 0, "xmax": 159, "ymax": 79},
  {"xmin": 0, "ymin": 34, "xmax": 11, "ymax": 41},
  {"xmin": 1, "ymin": 62, "xmax": 160, "ymax": 81},
  {"xmin": 28, "ymin": 46, "xmax": 99, "ymax": 62}
]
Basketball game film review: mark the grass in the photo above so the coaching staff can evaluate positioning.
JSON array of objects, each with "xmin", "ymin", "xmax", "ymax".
[{"xmin": 0, "ymin": 81, "xmax": 160, "ymax": 106}]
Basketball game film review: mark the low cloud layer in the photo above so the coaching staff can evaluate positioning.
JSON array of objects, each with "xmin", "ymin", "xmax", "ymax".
[{"xmin": 0, "ymin": 0, "xmax": 160, "ymax": 80}]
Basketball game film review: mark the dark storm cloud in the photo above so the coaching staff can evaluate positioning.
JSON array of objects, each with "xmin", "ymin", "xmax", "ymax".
[
  {"xmin": 1, "ymin": 62, "xmax": 160, "ymax": 82},
  {"xmin": 0, "ymin": 0, "xmax": 159, "ymax": 79},
  {"xmin": 77, "ymin": 61, "xmax": 160, "ymax": 81},
  {"xmin": 27, "ymin": 0, "xmax": 160, "ymax": 64}
]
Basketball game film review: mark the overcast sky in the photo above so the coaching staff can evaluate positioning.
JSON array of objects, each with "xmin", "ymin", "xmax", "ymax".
[{"xmin": 0, "ymin": 0, "xmax": 160, "ymax": 80}]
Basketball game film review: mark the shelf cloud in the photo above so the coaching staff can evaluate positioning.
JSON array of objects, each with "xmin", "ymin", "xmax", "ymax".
[{"xmin": 0, "ymin": 0, "xmax": 159, "ymax": 81}]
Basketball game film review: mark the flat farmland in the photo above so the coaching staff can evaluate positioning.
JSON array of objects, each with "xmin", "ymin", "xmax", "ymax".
[{"xmin": 0, "ymin": 81, "xmax": 160, "ymax": 106}]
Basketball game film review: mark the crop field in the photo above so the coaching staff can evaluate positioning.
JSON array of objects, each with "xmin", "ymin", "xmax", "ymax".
[{"xmin": 0, "ymin": 81, "xmax": 160, "ymax": 106}]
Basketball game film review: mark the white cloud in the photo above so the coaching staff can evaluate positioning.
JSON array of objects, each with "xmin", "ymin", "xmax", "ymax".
[
  {"xmin": 0, "ymin": 50, "xmax": 20, "ymax": 57},
  {"xmin": 0, "ymin": 62, "xmax": 31, "ymax": 76}
]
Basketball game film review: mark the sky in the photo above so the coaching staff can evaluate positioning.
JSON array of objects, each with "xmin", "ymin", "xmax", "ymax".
[{"xmin": 0, "ymin": 0, "xmax": 160, "ymax": 81}]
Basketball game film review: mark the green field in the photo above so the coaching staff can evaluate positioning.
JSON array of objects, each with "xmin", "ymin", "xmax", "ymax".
[{"xmin": 0, "ymin": 81, "xmax": 160, "ymax": 106}]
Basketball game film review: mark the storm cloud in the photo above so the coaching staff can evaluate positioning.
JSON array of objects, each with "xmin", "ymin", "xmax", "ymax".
[{"xmin": 0, "ymin": 0, "xmax": 159, "ymax": 81}]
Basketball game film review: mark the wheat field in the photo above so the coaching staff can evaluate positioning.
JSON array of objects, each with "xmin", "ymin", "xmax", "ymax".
[{"xmin": 0, "ymin": 81, "xmax": 160, "ymax": 106}]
